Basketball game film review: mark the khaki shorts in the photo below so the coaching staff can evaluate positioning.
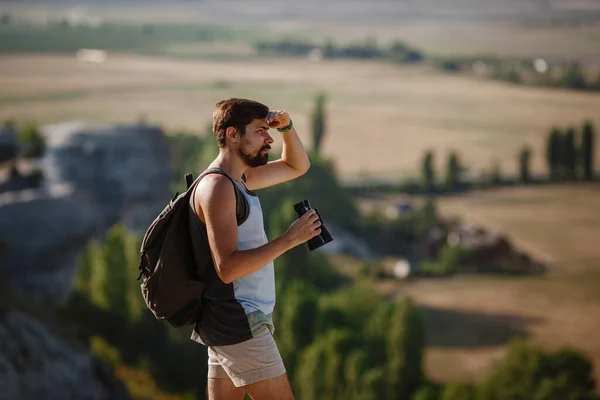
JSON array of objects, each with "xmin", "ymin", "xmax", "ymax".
[{"xmin": 207, "ymin": 327, "xmax": 286, "ymax": 387}]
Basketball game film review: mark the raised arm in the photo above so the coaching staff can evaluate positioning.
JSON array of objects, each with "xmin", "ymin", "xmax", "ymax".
[
  {"xmin": 244, "ymin": 111, "xmax": 311, "ymax": 190},
  {"xmin": 196, "ymin": 174, "xmax": 321, "ymax": 283}
]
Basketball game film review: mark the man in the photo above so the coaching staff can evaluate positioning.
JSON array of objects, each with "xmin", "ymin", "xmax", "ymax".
[{"xmin": 189, "ymin": 98, "xmax": 320, "ymax": 400}]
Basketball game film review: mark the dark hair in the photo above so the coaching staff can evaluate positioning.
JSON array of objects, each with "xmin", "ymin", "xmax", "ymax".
[{"xmin": 212, "ymin": 98, "xmax": 269, "ymax": 148}]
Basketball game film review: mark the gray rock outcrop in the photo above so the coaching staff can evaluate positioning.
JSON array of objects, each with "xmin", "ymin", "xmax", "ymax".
[
  {"xmin": 0, "ymin": 309, "xmax": 130, "ymax": 400},
  {"xmin": 40, "ymin": 121, "xmax": 172, "ymax": 232},
  {"xmin": 0, "ymin": 127, "xmax": 18, "ymax": 163},
  {"xmin": 0, "ymin": 121, "xmax": 172, "ymax": 303},
  {"xmin": 0, "ymin": 184, "xmax": 101, "ymax": 302}
]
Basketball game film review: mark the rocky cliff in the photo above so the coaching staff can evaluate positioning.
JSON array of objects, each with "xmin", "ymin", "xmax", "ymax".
[
  {"xmin": 0, "ymin": 307, "xmax": 130, "ymax": 400},
  {"xmin": 0, "ymin": 121, "xmax": 172, "ymax": 303}
]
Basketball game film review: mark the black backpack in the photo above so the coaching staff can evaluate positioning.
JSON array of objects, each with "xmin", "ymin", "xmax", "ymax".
[{"xmin": 137, "ymin": 168, "xmax": 249, "ymax": 328}]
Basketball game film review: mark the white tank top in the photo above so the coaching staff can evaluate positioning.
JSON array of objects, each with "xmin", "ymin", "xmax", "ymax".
[{"xmin": 230, "ymin": 179, "xmax": 276, "ymax": 316}]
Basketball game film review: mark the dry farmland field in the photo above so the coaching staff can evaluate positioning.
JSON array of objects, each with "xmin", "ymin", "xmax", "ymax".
[
  {"xmin": 1, "ymin": 53, "xmax": 600, "ymax": 183},
  {"xmin": 371, "ymin": 185, "xmax": 600, "ymax": 385}
]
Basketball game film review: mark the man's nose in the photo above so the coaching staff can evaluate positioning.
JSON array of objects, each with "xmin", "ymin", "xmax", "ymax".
[{"xmin": 265, "ymin": 134, "xmax": 274, "ymax": 144}]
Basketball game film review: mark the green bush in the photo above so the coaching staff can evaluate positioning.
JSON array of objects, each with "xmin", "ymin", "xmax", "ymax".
[
  {"xmin": 90, "ymin": 335, "xmax": 122, "ymax": 369},
  {"xmin": 417, "ymin": 245, "xmax": 473, "ymax": 277},
  {"xmin": 480, "ymin": 340, "xmax": 599, "ymax": 400},
  {"xmin": 419, "ymin": 260, "xmax": 454, "ymax": 276},
  {"xmin": 17, "ymin": 122, "xmax": 45, "ymax": 158}
]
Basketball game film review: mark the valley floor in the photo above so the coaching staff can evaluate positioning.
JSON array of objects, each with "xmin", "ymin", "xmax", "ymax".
[{"xmin": 368, "ymin": 184, "xmax": 600, "ymax": 386}]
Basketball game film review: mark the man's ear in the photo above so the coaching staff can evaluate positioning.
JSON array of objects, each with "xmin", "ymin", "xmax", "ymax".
[{"xmin": 225, "ymin": 127, "xmax": 239, "ymax": 144}]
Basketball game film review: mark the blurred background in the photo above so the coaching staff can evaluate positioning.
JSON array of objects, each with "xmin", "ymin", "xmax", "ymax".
[{"xmin": 1, "ymin": 0, "xmax": 600, "ymax": 399}]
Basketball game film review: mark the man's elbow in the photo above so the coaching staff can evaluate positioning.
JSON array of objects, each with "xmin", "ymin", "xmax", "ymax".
[
  {"xmin": 298, "ymin": 159, "xmax": 311, "ymax": 176},
  {"xmin": 215, "ymin": 264, "xmax": 234, "ymax": 284},
  {"xmin": 219, "ymin": 273, "xmax": 234, "ymax": 285}
]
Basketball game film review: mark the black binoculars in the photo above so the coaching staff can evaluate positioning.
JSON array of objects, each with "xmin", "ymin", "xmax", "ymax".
[{"xmin": 293, "ymin": 199, "xmax": 334, "ymax": 251}]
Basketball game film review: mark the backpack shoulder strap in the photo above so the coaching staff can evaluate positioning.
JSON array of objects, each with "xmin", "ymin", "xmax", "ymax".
[
  {"xmin": 192, "ymin": 168, "xmax": 250, "ymax": 226},
  {"xmin": 185, "ymin": 173, "xmax": 194, "ymax": 189}
]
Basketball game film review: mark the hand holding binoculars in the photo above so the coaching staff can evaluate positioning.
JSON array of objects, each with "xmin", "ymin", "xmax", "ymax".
[{"xmin": 293, "ymin": 199, "xmax": 334, "ymax": 251}]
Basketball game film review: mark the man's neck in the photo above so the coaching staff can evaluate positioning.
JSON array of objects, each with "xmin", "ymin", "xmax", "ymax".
[{"xmin": 209, "ymin": 151, "xmax": 247, "ymax": 184}]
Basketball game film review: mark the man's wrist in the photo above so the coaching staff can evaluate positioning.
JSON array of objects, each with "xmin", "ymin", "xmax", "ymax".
[
  {"xmin": 277, "ymin": 119, "xmax": 294, "ymax": 133},
  {"xmin": 277, "ymin": 231, "xmax": 297, "ymax": 251}
]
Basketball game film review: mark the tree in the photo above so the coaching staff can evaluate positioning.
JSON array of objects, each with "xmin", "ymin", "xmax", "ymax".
[
  {"xmin": 294, "ymin": 336, "xmax": 328, "ymax": 400},
  {"xmin": 125, "ymin": 233, "xmax": 143, "ymax": 323},
  {"xmin": 275, "ymin": 281, "xmax": 319, "ymax": 382},
  {"xmin": 490, "ymin": 160, "xmax": 502, "ymax": 185},
  {"xmin": 519, "ymin": 146, "xmax": 532, "ymax": 183},
  {"xmin": 480, "ymin": 340, "xmax": 599, "ymax": 400},
  {"xmin": 441, "ymin": 382, "xmax": 477, "ymax": 400},
  {"xmin": 311, "ymin": 93, "xmax": 327, "ymax": 154},
  {"xmin": 100, "ymin": 224, "xmax": 131, "ymax": 322},
  {"xmin": 422, "ymin": 150, "xmax": 436, "ymax": 191},
  {"xmin": 75, "ymin": 244, "xmax": 95, "ymax": 295},
  {"xmin": 17, "ymin": 122, "xmax": 45, "ymax": 158},
  {"xmin": 386, "ymin": 298, "xmax": 425, "ymax": 400},
  {"xmin": 358, "ymin": 367, "xmax": 387, "ymax": 400},
  {"xmin": 546, "ymin": 128, "xmax": 562, "ymax": 180},
  {"xmin": 323, "ymin": 38, "xmax": 337, "ymax": 58},
  {"xmin": 343, "ymin": 350, "xmax": 370, "ymax": 399},
  {"xmin": 168, "ymin": 130, "xmax": 205, "ymax": 179},
  {"xmin": 364, "ymin": 302, "xmax": 394, "ymax": 370},
  {"xmin": 88, "ymin": 240, "xmax": 109, "ymax": 309},
  {"xmin": 581, "ymin": 120, "xmax": 595, "ymax": 181},
  {"xmin": 294, "ymin": 329, "xmax": 362, "ymax": 400},
  {"xmin": 445, "ymin": 151, "xmax": 462, "ymax": 190},
  {"xmin": 563, "ymin": 127, "xmax": 577, "ymax": 180},
  {"xmin": 413, "ymin": 386, "xmax": 440, "ymax": 400},
  {"xmin": 419, "ymin": 198, "xmax": 438, "ymax": 233},
  {"xmin": 559, "ymin": 62, "xmax": 586, "ymax": 90},
  {"xmin": 314, "ymin": 303, "xmax": 347, "ymax": 336}
]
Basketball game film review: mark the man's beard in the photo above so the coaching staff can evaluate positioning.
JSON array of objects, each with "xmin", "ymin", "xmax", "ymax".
[{"xmin": 238, "ymin": 144, "xmax": 270, "ymax": 167}]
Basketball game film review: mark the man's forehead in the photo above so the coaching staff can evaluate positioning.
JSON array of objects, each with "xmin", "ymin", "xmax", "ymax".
[{"xmin": 250, "ymin": 118, "xmax": 270, "ymax": 129}]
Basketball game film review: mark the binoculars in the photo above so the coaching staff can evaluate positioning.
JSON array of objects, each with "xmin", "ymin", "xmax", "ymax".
[{"xmin": 293, "ymin": 199, "xmax": 334, "ymax": 251}]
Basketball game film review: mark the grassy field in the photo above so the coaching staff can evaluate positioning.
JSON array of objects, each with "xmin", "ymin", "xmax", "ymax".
[
  {"xmin": 1, "ymin": 53, "xmax": 600, "ymax": 183},
  {"xmin": 370, "ymin": 185, "xmax": 600, "ymax": 385}
]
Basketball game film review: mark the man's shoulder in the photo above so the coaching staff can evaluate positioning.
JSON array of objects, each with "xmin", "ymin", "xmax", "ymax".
[
  {"xmin": 195, "ymin": 173, "xmax": 236, "ymax": 206},
  {"xmin": 198, "ymin": 172, "xmax": 232, "ymax": 193}
]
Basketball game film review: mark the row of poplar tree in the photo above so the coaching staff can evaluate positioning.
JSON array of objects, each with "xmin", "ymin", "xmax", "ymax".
[
  {"xmin": 545, "ymin": 120, "xmax": 596, "ymax": 181},
  {"xmin": 421, "ymin": 120, "xmax": 597, "ymax": 191}
]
